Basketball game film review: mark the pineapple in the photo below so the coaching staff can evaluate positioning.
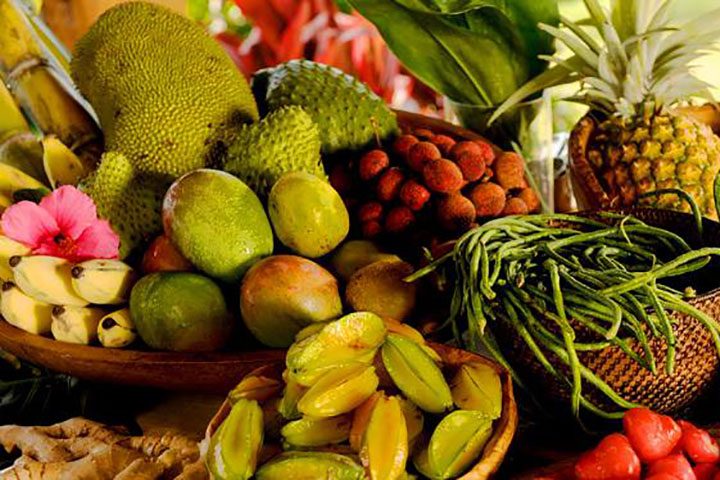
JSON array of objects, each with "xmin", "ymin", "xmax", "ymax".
[{"xmin": 493, "ymin": 0, "xmax": 720, "ymax": 218}]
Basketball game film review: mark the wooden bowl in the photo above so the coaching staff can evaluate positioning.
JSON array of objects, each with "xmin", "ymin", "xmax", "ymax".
[
  {"xmin": 205, "ymin": 342, "xmax": 518, "ymax": 480},
  {"xmin": 495, "ymin": 208, "xmax": 720, "ymax": 415}
]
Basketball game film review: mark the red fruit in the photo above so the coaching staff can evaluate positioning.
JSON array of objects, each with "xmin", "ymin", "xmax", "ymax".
[
  {"xmin": 494, "ymin": 152, "xmax": 526, "ymax": 190},
  {"xmin": 474, "ymin": 140, "xmax": 496, "ymax": 166},
  {"xmin": 450, "ymin": 141, "xmax": 483, "ymax": 160},
  {"xmin": 422, "ymin": 159, "xmax": 464, "ymax": 193},
  {"xmin": 647, "ymin": 454, "xmax": 695, "ymax": 480},
  {"xmin": 431, "ymin": 135, "xmax": 456, "ymax": 156},
  {"xmin": 361, "ymin": 221, "xmax": 382, "ymax": 239},
  {"xmin": 647, "ymin": 475, "xmax": 683, "ymax": 480},
  {"xmin": 678, "ymin": 420, "xmax": 720, "ymax": 464},
  {"xmin": 376, "ymin": 168, "xmax": 405, "ymax": 202},
  {"xmin": 408, "ymin": 142, "xmax": 441, "ymax": 172},
  {"xmin": 436, "ymin": 194, "xmax": 476, "ymax": 232},
  {"xmin": 399, "ymin": 180, "xmax": 431, "ymax": 211},
  {"xmin": 142, "ymin": 236, "xmax": 193, "ymax": 274},
  {"xmin": 329, "ymin": 163, "xmax": 354, "ymax": 194},
  {"xmin": 414, "ymin": 128, "xmax": 434, "ymax": 139},
  {"xmin": 358, "ymin": 202, "xmax": 383, "ymax": 223},
  {"xmin": 393, "ymin": 134, "xmax": 420, "ymax": 158},
  {"xmin": 518, "ymin": 188, "xmax": 541, "ymax": 213},
  {"xmin": 470, "ymin": 183, "xmax": 506, "ymax": 217},
  {"xmin": 502, "ymin": 197, "xmax": 529, "ymax": 216},
  {"xmin": 385, "ymin": 206, "xmax": 415, "ymax": 233},
  {"xmin": 623, "ymin": 408, "xmax": 682, "ymax": 463},
  {"xmin": 575, "ymin": 433, "xmax": 641, "ymax": 480},
  {"xmin": 359, "ymin": 150, "xmax": 390, "ymax": 181},
  {"xmin": 456, "ymin": 151, "xmax": 486, "ymax": 182},
  {"xmin": 694, "ymin": 463, "xmax": 719, "ymax": 480}
]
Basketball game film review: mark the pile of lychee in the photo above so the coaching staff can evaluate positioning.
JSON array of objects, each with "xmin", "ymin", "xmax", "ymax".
[{"xmin": 330, "ymin": 128, "xmax": 540, "ymax": 239}]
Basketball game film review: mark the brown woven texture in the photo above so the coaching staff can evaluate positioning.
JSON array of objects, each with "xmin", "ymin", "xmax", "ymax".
[{"xmin": 496, "ymin": 208, "xmax": 720, "ymax": 414}]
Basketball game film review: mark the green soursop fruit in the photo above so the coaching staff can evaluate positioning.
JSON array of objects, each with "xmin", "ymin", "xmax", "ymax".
[
  {"xmin": 258, "ymin": 60, "xmax": 398, "ymax": 154},
  {"xmin": 71, "ymin": 2, "xmax": 258, "ymax": 178},
  {"xmin": 81, "ymin": 152, "xmax": 168, "ymax": 258},
  {"xmin": 223, "ymin": 106, "xmax": 325, "ymax": 197}
]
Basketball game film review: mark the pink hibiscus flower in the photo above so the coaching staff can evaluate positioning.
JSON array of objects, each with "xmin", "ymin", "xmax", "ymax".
[{"xmin": 1, "ymin": 186, "xmax": 120, "ymax": 262}]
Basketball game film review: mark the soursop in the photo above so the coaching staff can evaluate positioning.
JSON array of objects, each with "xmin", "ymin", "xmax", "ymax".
[
  {"xmin": 71, "ymin": 2, "xmax": 258, "ymax": 178},
  {"xmin": 254, "ymin": 60, "xmax": 398, "ymax": 154},
  {"xmin": 223, "ymin": 106, "xmax": 325, "ymax": 197}
]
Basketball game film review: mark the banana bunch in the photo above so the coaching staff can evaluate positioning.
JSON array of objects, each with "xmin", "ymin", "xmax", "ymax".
[
  {"xmin": 208, "ymin": 312, "xmax": 504, "ymax": 480},
  {"xmin": 0, "ymin": 249, "xmax": 138, "ymax": 347}
]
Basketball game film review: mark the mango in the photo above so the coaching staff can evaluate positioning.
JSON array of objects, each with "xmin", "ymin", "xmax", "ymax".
[
  {"xmin": 206, "ymin": 399, "xmax": 263, "ymax": 480},
  {"xmin": 240, "ymin": 255, "xmax": 342, "ymax": 347},
  {"xmin": 297, "ymin": 363, "xmax": 379, "ymax": 418},
  {"xmin": 345, "ymin": 260, "xmax": 418, "ymax": 322},
  {"xmin": 141, "ymin": 235, "xmax": 194, "ymax": 274},
  {"xmin": 129, "ymin": 272, "xmax": 233, "ymax": 352},
  {"xmin": 163, "ymin": 169, "xmax": 273, "ymax": 283},
  {"xmin": 268, "ymin": 172, "xmax": 349, "ymax": 258},
  {"xmin": 331, "ymin": 240, "xmax": 399, "ymax": 281},
  {"xmin": 255, "ymin": 452, "xmax": 365, "ymax": 480}
]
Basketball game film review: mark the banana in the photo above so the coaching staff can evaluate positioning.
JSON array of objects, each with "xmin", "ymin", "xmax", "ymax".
[
  {"xmin": 421, "ymin": 410, "xmax": 494, "ymax": 479},
  {"xmin": 297, "ymin": 363, "xmax": 379, "ymax": 418},
  {"xmin": 41, "ymin": 136, "xmax": 88, "ymax": 188},
  {"xmin": 0, "ymin": 281, "xmax": 52, "ymax": 334},
  {"xmin": 255, "ymin": 452, "xmax": 365, "ymax": 480},
  {"xmin": 450, "ymin": 362, "xmax": 503, "ymax": 419},
  {"xmin": 360, "ymin": 395, "xmax": 408, "ymax": 480},
  {"xmin": 206, "ymin": 398, "xmax": 264, "ymax": 480},
  {"xmin": 286, "ymin": 312, "xmax": 387, "ymax": 386},
  {"xmin": 50, "ymin": 305, "xmax": 104, "ymax": 344},
  {"xmin": 10, "ymin": 255, "xmax": 88, "ymax": 306},
  {"xmin": 70, "ymin": 259, "xmax": 136, "ymax": 305},
  {"xmin": 381, "ymin": 334, "xmax": 453, "ymax": 414},
  {"xmin": 97, "ymin": 308, "xmax": 136, "ymax": 348},
  {"xmin": 0, "ymin": 163, "xmax": 47, "ymax": 201},
  {"xmin": 281, "ymin": 414, "xmax": 352, "ymax": 448},
  {"xmin": 278, "ymin": 374, "xmax": 306, "ymax": 420},
  {"xmin": 229, "ymin": 374, "xmax": 283, "ymax": 404},
  {"xmin": 0, "ymin": 236, "xmax": 30, "ymax": 281}
]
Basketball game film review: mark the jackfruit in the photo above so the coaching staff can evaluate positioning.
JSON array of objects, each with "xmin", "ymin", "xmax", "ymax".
[
  {"xmin": 223, "ymin": 106, "xmax": 325, "ymax": 197},
  {"xmin": 256, "ymin": 60, "xmax": 398, "ymax": 154},
  {"xmin": 71, "ymin": 2, "xmax": 258, "ymax": 178},
  {"xmin": 81, "ymin": 152, "xmax": 168, "ymax": 258}
]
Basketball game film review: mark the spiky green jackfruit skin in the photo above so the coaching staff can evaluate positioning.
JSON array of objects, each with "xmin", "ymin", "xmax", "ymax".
[
  {"xmin": 223, "ymin": 106, "xmax": 325, "ymax": 197},
  {"xmin": 71, "ymin": 2, "xmax": 258, "ymax": 178},
  {"xmin": 259, "ymin": 60, "xmax": 398, "ymax": 154},
  {"xmin": 81, "ymin": 152, "xmax": 168, "ymax": 258}
]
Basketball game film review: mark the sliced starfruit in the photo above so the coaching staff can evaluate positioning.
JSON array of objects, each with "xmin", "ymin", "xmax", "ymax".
[
  {"xmin": 281, "ymin": 414, "xmax": 352, "ymax": 448},
  {"xmin": 206, "ymin": 398, "xmax": 264, "ymax": 480},
  {"xmin": 381, "ymin": 334, "xmax": 453, "ymax": 413},
  {"xmin": 255, "ymin": 452, "xmax": 365, "ymax": 480},
  {"xmin": 228, "ymin": 374, "xmax": 283, "ymax": 404},
  {"xmin": 349, "ymin": 391, "xmax": 382, "ymax": 452},
  {"xmin": 297, "ymin": 363, "xmax": 379, "ymax": 418},
  {"xmin": 360, "ymin": 394, "xmax": 408, "ymax": 480},
  {"xmin": 278, "ymin": 374, "xmax": 307, "ymax": 421},
  {"xmin": 450, "ymin": 362, "xmax": 503, "ymax": 419},
  {"xmin": 286, "ymin": 312, "xmax": 387, "ymax": 386}
]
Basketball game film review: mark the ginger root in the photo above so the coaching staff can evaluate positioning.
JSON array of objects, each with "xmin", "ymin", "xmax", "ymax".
[{"xmin": 0, "ymin": 418, "xmax": 206, "ymax": 480}]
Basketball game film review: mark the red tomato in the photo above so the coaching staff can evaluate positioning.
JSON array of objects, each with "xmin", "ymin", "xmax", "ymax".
[
  {"xmin": 647, "ymin": 454, "xmax": 697, "ymax": 480},
  {"xmin": 575, "ymin": 433, "xmax": 641, "ymax": 480},
  {"xmin": 679, "ymin": 421, "xmax": 720, "ymax": 464},
  {"xmin": 623, "ymin": 408, "xmax": 682, "ymax": 462}
]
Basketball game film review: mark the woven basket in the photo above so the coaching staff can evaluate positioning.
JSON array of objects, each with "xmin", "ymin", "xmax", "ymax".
[{"xmin": 495, "ymin": 208, "xmax": 720, "ymax": 415}]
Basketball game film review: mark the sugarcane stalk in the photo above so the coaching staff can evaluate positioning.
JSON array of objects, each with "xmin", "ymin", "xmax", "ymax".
[{"xmin": 0, "ymin": 0, "xmax": 102, "ymax": 171}]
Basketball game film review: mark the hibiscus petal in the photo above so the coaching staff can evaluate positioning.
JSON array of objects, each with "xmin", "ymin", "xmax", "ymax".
[
  {"xmin": 73, "ymin": 220, "xmax": 120, "ymax": 261},
  {"xmin": 1, "ymin": 201, "xmax": 59, "ymax": 248},
  {"xmin": 40, "ymin": 185, "xmax": 98, "ymax": 239}
]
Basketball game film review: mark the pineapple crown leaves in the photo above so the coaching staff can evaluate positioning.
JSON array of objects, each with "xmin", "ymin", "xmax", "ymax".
[{"xmin": 491, "ymin": 0, "xmax": 720, "ymax": 124}]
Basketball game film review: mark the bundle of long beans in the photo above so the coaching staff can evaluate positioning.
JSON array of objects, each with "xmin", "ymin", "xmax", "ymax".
[{"xmin": 408, "ymin": 213, "xmax": 720, "ymax": 419}]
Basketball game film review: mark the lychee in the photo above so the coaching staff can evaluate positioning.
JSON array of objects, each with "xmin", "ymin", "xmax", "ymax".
[
  {"xmin": 450, "ymin": 141, "xmax": 483, "ymax": 160},
  {"xmin": 518, "ymin": 188, "xmax": 541, "ymax": 213},
  {"xmin": 502, "ymin": 197, "xmax": 529, "ymax": 216},
  {"xmin": 436, "ymin": 194, "xmax": 476, "ymax": 232},
  {"xmin": 456, "ymin": 152, "xmax": 486, "ymax": 182},
  {"xmin": 494, "ymin": 152, "xmax": 526, "ymax": 190},
  {"xmin": 385, "ymin": 206, "xmax": 415, "ymax": 233},
  {"xmin": 393, "ymin": 134, "xmax": 419, "ymax": 158},
  {"xmin": 470, "ymin": 183, "xmax": 506, "ymax": 217},
  {"xmin": 362, "ymin": 221, "xmax": 382, "ymax": 238},
  {"xmin": 358, "ymin": 202, "xmax": 383, "ymax": 223},
  {"xmin": 422, "ymin": 159, "xmax": 464, "ymax": 193},
  {"xmin": 359, "ymin": 150, "xmax": 390, "ymax": 181},
  {"xmin": 376, "ymin": 167, "xmax": 405, "ymax": 202},
  {"xmin": 431, "ymin": 135, "xmax": 456, "ymax": 156},
  {"xmin": 399, "ymin": 180, "xmax": 431, "ymax": 211},
  {"xmin": 408, "ymin": 142, "xmax": 441, "ymax": 172}
]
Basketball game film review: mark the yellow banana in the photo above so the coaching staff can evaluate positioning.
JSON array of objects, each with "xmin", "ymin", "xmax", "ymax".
[
  {"xmin": 0, "ymin": 236, "xmax": 30, "ymax": 281},
  {"xmin": 360, "ymin": 395, "xmax": 408, "ymax": 480},
  {"xmin": 70, "ymin": 259, "xmax": 136, "ymax": 305},
  {"xmin": 255, "ymin": 452, "xmax": 365, "ymax": 480},
  {"xmin": 0, "ymin": 163, "xmax": 47, "ymax": 200},
  {"xmin": 0, "ymin": 281, "xmax": 52, "ymax": 334},
  {"xmin": 297, "ymin": 363, "xmax": 379, "ymax": 418},
  {"xmin": 381, "ymin": 334, "xmax": 453, "ymax": 413},
  {"xmin": 41, "ymin": 136, "xmax": 88, "ymax": 188},
  {"xmin": 50, "ymin": 305, "xmax": 104, "ymax": 344},
  {"xmin": 281, "ymin": 414, "xmax": 352, "ymax": 448},
  {"xmin": 0, "ymin": 133, "xmax": 49, "ymax": 184},
  {"xmin": 97, "ymin": 308, "xmax": 136, "ymax": 348},
  {"xmin": 11, "ymin": 255, "xmax": 87, "ymax": 306},
  {"xmin": 206, "ymin": 398, "xmax": 264, "ymax": 480},
  {"xmin": 450, "ymin": 362, "xmax": 503, "ymax": 419}
]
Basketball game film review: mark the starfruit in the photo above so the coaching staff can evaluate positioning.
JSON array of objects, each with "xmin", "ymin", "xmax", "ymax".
[
  {"xmin": 228, "ymin": 374, "xmax": 283, "ymax": 404},
  {"xmin": 384, "ymin": 318, "xmax": 442, "ymax": 363},
  {"xmin": 278, "ymin": 375, "xmax": 307, "ymax": 420},
  {"xmin": 450, "ymin": 362, "xmax": 503, "ymax": 419},
  {"xmin": 297, "ymin": 363, "xmax": 379, "ymax": 418},
  {"xmin": 414, "ymin": 410, "xmax": 493, "ymax": 479},
  {"xmin": 206, "ymin": 399, "xmax": 264, "ymax": 480},
  {"xmin": 349, "ymin": 391, "xmax": 382, "ymax": 452},
  {"xmin": 295, "ymin": 321, "xmax": 328, "ymax": 342},
  {"xmin": 281, "ymin": 414, "xmax": 352, "ymax": 448},
  {"xmin": 286, "ymin": 312, "xmax": 387, "ymax": 386},
  {"xmin": 381, "ymin": 334, "xmax": 453, "ymax": 413},
  {"xmin": 360, "ymin": 395, "xmax": 408, "ymax": 480},
  {"xmin": 398, "ymin": 397, "xmax": 424, "ymax": 451},
  {"xmin": 255, "ymin": 452, "xmax": 365, "ymax": 480}
]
